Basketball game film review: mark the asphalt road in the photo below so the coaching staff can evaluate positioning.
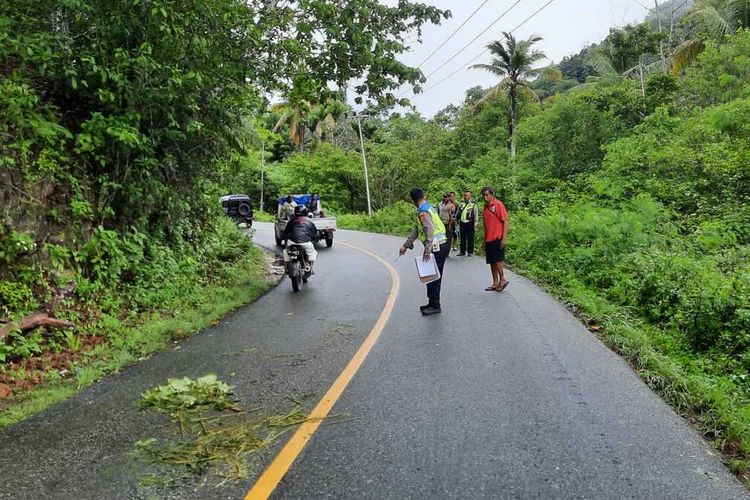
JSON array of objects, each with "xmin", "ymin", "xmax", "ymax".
[{"xmin": 0, "ymin": 222, "xmax": 746, "ymax": 499}]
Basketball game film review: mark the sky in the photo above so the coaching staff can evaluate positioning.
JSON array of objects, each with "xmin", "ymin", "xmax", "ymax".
[{"xmin": 389, "ymin": 0, "xmax": 650, "ymax": 117}]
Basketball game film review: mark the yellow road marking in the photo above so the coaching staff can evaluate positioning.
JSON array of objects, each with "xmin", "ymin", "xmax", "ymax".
[{"xmin": 245, "ymin": 240, "xmax": 400, "ymax": 500}]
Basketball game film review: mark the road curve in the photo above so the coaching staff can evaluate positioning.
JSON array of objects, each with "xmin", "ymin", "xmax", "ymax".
[{"xmin": 0, "ymin": 223, "xmax": 746, "ymax": 500}]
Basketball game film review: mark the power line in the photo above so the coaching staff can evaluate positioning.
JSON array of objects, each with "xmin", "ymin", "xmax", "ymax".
[
  {"xmin": 419, "ymin": 0, "xmax": 559, "ymax": 94},
  {"xmin": 422, "ymin": 0, "xmax": 525, "ymax": 80},
  {"xmin": 416, "ymin": 0, "xmax": 493, "ymax": 69}
]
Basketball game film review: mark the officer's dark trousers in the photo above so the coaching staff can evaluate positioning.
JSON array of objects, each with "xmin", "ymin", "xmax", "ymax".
[
  {"xmin": 460, "ymin": 222, "xmax": 475, "ymax": 255},
  {"xmin": 426, "ymin": 242, "xmax": 450, "ymax": 304}
]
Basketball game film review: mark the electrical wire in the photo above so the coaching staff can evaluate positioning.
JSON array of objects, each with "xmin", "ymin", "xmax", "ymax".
[
  {"xmin": 416, "ymin": 0, "xmax": 493, "ymax": 69},
  {"xmin": 419, "ymin": 0, "xmax": 559, "ymax": 94},
  {"xmin": 421, "ymin": 0, "xmax": 525, "ymax": 80}
]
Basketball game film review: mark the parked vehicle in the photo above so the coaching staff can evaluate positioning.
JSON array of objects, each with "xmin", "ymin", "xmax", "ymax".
[
  {"xmin": 220, "ymin": 194, "xmax": 254, "ymax": 226},
  {"xmin": 284, "ymin": 243, "xmax": 312, "ymax": 292},
  {"xmin": 274, "ymin": 194, "xmax": 336, "ymax": 247}
]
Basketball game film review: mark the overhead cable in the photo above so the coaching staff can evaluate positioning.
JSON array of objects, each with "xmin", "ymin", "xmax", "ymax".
[
  {"xmin": 416, "ymin": 0, "xmax": 493, "ymax": 69},
  {"xmin": 422, "ymin": 0, "xmax": 525, "ymax": 80},
  {"xmin": 421, "ymin": 0, "xmax": 559, "ymax": 94}
]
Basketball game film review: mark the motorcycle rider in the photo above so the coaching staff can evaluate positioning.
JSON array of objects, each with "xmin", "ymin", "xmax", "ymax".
[{"xmin": 283, "ymin": 205, "xmax": 318, "ymax": 271}]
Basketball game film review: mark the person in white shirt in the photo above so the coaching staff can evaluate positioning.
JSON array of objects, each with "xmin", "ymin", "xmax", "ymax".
[{"xmin": 280, "ymin": 195, "xmax": 297, "ymax": 220}]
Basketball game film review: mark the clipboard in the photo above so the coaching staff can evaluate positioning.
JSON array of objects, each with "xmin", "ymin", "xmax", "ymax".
[{"xmin": 415, "ymin": 255, "xmax": 441, "ymax": 284}]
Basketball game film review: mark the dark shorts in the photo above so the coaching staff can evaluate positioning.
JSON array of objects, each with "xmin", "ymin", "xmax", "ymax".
[{"xmin": 485, "ymin": 239, "xmax": 505, "ymax": 264}]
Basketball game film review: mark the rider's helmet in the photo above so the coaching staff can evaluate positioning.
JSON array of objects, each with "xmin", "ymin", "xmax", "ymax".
[{"xmin": 294, "ymin": 205, "xmax": 309, "ymax": 217}]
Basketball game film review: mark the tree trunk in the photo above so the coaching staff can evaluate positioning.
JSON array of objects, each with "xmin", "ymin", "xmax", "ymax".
[{"xmin": 509, "ymin": 83, "xmax": 518, "ymax": 158}]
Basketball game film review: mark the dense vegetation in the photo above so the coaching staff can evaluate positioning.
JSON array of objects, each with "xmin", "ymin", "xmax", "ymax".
[
  {"xmin": 264, "ymin": 3, "xmax": 750, "ymax": 480},
  {"xmin": 0, "ymin": 0, "xmax": 447, "ymax": 416}
]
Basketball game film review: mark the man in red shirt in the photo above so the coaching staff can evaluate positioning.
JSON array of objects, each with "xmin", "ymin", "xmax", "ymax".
[{"xmin": 481, "ymin": 186, "xmax": 509, "ymax": 292}]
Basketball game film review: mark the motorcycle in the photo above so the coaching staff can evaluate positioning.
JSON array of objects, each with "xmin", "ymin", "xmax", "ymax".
[{"xmin": 285, "ymin": 244, "xmax": 313, "ymax": 292}]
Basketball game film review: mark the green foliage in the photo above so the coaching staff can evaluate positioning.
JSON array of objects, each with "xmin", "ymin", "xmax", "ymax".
[
  {"xmin": 516, "ymin": 86, "xmax": 630, "ymax": 181},
  {"xmin": 0, "ymin": 0, "xmax": 448, "ymax": 318},
  {"xmin": 337, "ymin": 202, "xmax": 415, "ymax": 235},
  {"xmin": 0, "ymin": 281, "xmax": 35, "ymax": 317},
  {"xmin": 141, "ymin": 374, "xmax": 236, "ymax": 417},
  {"xmin": 559, "ymin": 47, "xmax": 597, "ymax": 83},
  {"xmin": 597, "ymin": 98, "xmax": 750, "ymax": 226},
  {"xmin": 75, "ymin": 227, "xmax": 129, "ymax": 285},
  {"xmin": 134, "ymin": 376, "xmax": 314, "ymax": 486},
  {"xmin": 276, "ymin": 143, "xmax": 365, "ymax": 213},
  {"xmin": 679, "ymin": 29, "xmax": 750, "ymax": 106},
  {"xmin": 599, "ymin": 23, "xmax": 666, "ymax": 74},
  {"xmin": 368, "ymin": 114, "xmax": 446, "ymax": 208}
]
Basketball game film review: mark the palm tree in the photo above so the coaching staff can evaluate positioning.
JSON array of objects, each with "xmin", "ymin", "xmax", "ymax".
[
  {"xmin": 271, "ymin": 98, "xmax": 350, "ymax": 150},
  {"xmin": 309, "ymin": 99, "xmax": 349, "ymax": 144},
  {"xmin": 271, "ymin": 100, "xmax": 313, "ymax": 151},
  {"xmin": 471, "ymin": 32, "xmax": 546, "ymax": 157},
  {"xmin": 671, "ymin": 0, "xmax": 750, "ymax": 74}
]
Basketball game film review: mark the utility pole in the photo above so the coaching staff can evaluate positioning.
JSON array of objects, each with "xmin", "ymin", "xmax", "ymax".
[
  {"xmin": 259, "ymin": 142, "xmax": 265, "ymax": 213},
  {"xmin": 654, "ymin": 0, "xmax": 664, "ymax": 60},
  {"xmin": 355, "ymin": 114, "xmax": 373, "ymax": 216}
]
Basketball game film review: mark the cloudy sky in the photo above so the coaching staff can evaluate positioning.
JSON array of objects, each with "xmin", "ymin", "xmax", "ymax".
[{"xmin": 389, "ymin": 0, "xmax": 650, "ymax": 116}]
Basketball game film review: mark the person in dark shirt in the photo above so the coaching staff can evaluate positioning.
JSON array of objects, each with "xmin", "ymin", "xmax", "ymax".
[
  {"xmin": 307, "ymin": 193, "xmax": 321, "ymax": 217},
  {"xmin": 283, "ymin": 205, "xmax": 318, "ymax": 267}
]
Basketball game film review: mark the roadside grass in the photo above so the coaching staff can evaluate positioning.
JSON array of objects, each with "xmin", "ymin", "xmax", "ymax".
[
  {"xmin": 253, "ymin": 212, "xmax": 275, "ymax": 222},
  {"xmin": 0, "ymin": 248, "xmax": 274, "ymax": 429}
]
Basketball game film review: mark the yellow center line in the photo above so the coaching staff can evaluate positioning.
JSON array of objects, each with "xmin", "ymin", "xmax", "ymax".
[{"xmin": 245, "ymin": 240, "xmax": 400, "ymax": 500}]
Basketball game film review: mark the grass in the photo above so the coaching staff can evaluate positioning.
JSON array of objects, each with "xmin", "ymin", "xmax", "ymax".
[
  {"xmin": 0, "ymin": 384, "xmax": 78, "ymax": 427},
  {"xmin": 0, "ymin": 249, "xmax": 274, "ymax": 429},
  {"xmin": 253, "ymin": 211, "xmax": 275, "ymax": 222},
  {"xmin": 132, "ymin": 375, "xmax": 320, "ymax": 488}
]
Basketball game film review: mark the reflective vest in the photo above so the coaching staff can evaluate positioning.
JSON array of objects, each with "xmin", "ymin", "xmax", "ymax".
[
  {"xmin": 417, "ymin": 202, "xmax": 447, "ymax": 247},
  {"xmin": 459, "ymin": 201, "xmax": 477, "ymax": 223}
]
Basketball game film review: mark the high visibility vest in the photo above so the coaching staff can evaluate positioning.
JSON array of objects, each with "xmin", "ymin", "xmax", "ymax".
[
  {"xmin": 417, "ymin": 202, "xmax": 447, "ymax": 246},
  {"xmin": 459, "ymin": 201, "xmax": 477, "ymax": 223}
]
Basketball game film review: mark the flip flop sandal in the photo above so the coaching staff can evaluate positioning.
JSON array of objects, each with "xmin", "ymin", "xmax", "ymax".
[
  {"xmin": 496, "ymin": 281, "xmax": 510, "ymax": 292},
  {"xmin": 485, "ymin": 285, "xmax": 499, "ymax": 291}
]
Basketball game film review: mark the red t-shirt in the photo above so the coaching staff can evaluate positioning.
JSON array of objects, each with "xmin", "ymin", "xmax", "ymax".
[{"xmin": 483, "ymin": 198, "xmax": 508, "ymax": 242}]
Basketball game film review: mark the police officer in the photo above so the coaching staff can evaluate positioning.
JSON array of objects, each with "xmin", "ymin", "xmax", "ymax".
[
  {"xmin": 399, "ymin": 188, "xmax": 449, "ymax": 315},
  {"xmin": 457, "ymin": 190, "xmax": 479, "ymax": 256}
]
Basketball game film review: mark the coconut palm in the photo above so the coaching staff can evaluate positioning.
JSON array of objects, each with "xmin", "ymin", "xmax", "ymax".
[
  {"xmin": 671, "ymin": 0, "xmax": 750, "ymax": 74},
  {"xmin": 471, "ymin": 32, "xmax": 546, "ymax": 157},
  {"xmin": 271, "ymin": 100, "xmax": 313, "ymax": 151},
  {"xmin": 272, "ymin": 98, "xmax": 350, "ymax": 150},
  {"xmin": 309, "ymin": 99, "xmax": 349, "ymax": 144}
]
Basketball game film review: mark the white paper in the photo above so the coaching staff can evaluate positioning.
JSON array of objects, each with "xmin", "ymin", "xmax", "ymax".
[{"xmin": 415, "ymin": 255, "xmax": 440, "ymax": 283}]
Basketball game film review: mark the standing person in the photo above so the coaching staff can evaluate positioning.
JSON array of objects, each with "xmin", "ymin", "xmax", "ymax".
[
  {"xmin": 457, "ymin": 190, "xmax": 479, "ymax": 256},
  {"xmin": 449, "ymin": 192, "xmax": 459, "ymax": 251},
  {"xmin": 438, "ymin": 193, "xmax": 456, "ymax": 254},
  {"xmin": 399, "ymin": 188, "xmax": 449, "ymax": 315},
  {"xmin": 481, "ymin": 186, "xmax": 509, "ymax": 292}
]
